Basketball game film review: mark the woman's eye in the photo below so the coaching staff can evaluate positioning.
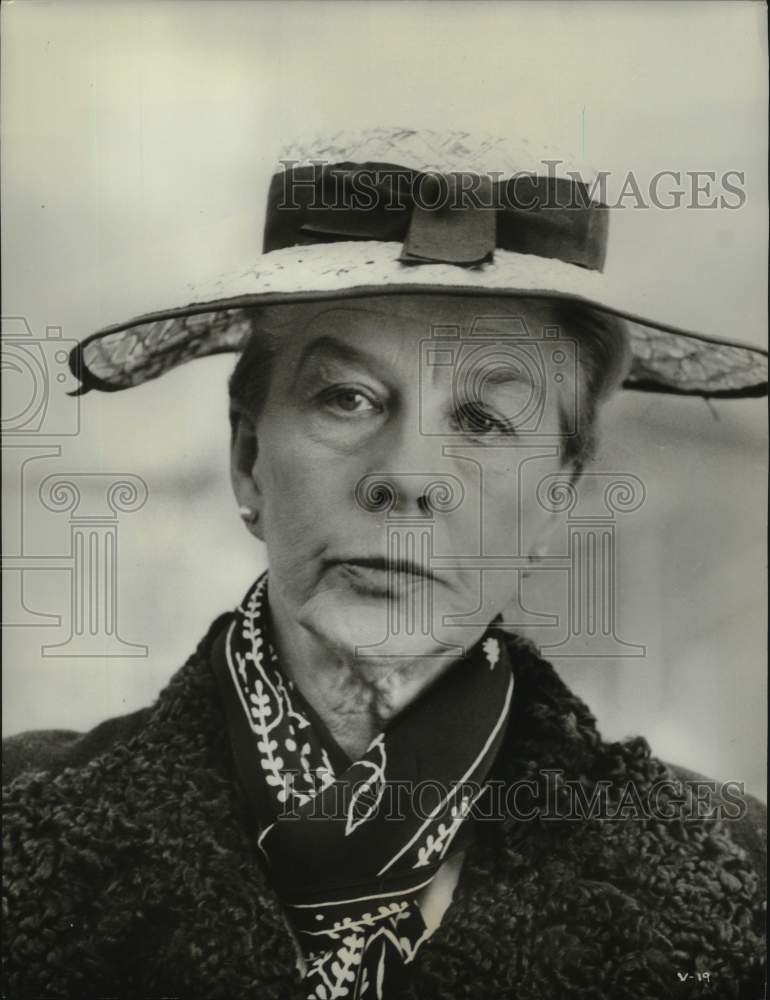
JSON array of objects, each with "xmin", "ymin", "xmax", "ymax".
[
  {"xmin": 455, "ymin": 402, "xmax": 513, "ymax": 436},
  {"xmin": 322, "ymin": 388, "xmax": 380, "ymax": 416}
]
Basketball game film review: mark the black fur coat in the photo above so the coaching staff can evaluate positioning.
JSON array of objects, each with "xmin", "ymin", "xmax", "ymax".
[{"xmin": 2, "ymin": 615, "xmax": 765, "ymax": 999}]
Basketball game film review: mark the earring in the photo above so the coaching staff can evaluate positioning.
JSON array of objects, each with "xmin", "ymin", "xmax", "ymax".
[{"xmin": 238, "ymin": 505, "xmax": 258, "ymax": 525}]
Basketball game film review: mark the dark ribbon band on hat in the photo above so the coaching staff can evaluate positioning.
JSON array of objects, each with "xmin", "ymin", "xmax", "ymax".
[{"xmin": 264, "ymin": 162, "xmax": 609, "ymax": 270}]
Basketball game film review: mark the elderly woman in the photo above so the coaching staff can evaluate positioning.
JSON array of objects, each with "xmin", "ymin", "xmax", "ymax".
[{"xmin": 3, "ymin": 130, "xmax": 766, "ymax": 1000}]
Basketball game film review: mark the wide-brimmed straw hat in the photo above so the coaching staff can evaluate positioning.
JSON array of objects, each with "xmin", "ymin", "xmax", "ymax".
[{"xmin": 69, "ymin": 128, "xmax": 767, "ymax": 398}]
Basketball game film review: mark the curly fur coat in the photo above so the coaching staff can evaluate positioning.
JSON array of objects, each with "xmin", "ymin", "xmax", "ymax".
[{"xmin": 2, "ymin": 614, "xmax": 766, "ymax": 1000}]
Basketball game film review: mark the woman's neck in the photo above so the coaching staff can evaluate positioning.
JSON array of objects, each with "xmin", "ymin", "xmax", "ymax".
[{"xmin": 267, "ymin": 588, "xmax": 462, "ymax": 760}]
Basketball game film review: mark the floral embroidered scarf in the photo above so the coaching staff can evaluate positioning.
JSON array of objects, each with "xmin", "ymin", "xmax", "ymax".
[{"xmin": 212, "ymin": 573, "xmax": 513, "ymax": 1000}]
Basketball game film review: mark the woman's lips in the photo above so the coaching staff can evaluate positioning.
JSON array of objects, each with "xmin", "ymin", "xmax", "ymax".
[{"xmin": 327, "ymin": 558, "xmax": 436, "ymax": 596}]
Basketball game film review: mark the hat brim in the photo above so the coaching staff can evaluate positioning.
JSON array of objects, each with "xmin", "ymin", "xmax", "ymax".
[{"xmin": 69, "ymin": 241, "xmax": 767, "ymax": 398}]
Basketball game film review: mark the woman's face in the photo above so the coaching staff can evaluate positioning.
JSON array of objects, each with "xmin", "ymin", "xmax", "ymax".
[{"xmin": 232, "ymin": 294, "xmax": 575, "ymax": 659}]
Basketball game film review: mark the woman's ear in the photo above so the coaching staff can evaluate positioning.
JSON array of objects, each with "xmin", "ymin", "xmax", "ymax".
[{"xmin": 230, "ymin": 409, "xmax": 264, "ymax": 541}]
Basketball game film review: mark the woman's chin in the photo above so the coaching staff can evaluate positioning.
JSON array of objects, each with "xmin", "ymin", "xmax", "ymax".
[
  {"xmin": 295, "ymin": 587, "xmax": 388, "ymax": 654},
  {"xmin": 296, "ymin": 586, "xmax": 443, "ymax": 659}
]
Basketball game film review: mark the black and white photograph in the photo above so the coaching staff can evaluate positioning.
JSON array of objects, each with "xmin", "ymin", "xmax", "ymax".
[{"xmin": 2, "ymin": 2, "xmax": 767, "ymax": 998}]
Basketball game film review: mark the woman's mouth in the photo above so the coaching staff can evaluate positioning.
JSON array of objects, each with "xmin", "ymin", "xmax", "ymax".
[{"xmin": 326, "ymin": 557, "xmax": 436, "ymax": 596}]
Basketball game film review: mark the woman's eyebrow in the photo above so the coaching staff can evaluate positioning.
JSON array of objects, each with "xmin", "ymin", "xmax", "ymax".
[
  {"xmin": 479, "ymin": 364, "xmax": 531, "ymax": 387},
  {"xmin": 293, "ymin": 336, "xmax": 388, "ymax": 381}
]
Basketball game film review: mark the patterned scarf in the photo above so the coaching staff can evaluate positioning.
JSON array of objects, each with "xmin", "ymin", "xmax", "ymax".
[{"xmin": 212, "ymin": 574, "xmax": 513, "ymax": 1000}]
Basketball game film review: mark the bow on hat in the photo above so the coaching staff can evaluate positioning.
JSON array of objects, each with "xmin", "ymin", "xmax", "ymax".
[{"xmin": 264, "ymin": 163, "xmax": 608, "ymax": 271}]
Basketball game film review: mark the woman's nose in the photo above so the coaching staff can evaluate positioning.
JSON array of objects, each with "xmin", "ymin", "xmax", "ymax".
[{"xmin": 355, "ymin": 423, "xmax": 464, "ymax": 517}]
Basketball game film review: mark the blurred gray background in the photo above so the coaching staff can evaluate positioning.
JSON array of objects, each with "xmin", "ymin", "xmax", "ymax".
[{"xmin": 2, "ymin": 1, "xmax": 767, "ymax": 797}]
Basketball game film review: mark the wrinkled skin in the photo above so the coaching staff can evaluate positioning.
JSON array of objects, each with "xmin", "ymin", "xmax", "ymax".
[{"xmin": 231, "ymin": 295, "xmax": 573, "ymax": 755}]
